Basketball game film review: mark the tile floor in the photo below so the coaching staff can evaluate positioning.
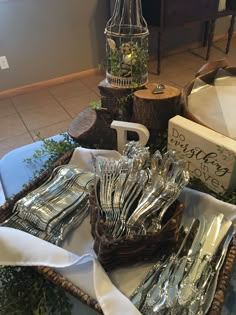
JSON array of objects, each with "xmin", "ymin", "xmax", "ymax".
[{"xmin": 0, "ymin": 37, "xmax": 236, "ymax": 158}]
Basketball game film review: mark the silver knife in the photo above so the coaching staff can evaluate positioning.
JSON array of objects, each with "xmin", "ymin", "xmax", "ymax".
[{"xmin": 179, "ymin": 213, "xmax": 230, "ymax": 305}]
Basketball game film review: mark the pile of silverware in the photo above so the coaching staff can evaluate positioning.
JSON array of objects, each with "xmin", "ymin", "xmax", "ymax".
[
  {"xmin": 93, "ymin": 141, "xmax": 190, "ymax": 239},
  {"xmin": 1, "ymin": 165, "xmax": 94, "ymax": 244},
  {"xmin": 130, "ymin": 213, "xmax": 234, "ymax": 315}
]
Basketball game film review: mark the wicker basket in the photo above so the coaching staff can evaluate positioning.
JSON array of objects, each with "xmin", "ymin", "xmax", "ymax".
[
  {"xmin": 182, "ymin": 58, "xmax": 236, "ymax": 129},
  {"xmin": 90, "ymin": 191, "xmax": 183, "ymax": 271},
  {"xmin": 0, "ymin": 148, "xmax": 236, "ymax": 315}
]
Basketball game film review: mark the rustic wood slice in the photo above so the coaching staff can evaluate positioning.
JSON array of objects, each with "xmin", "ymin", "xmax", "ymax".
[
  {"xmin": 68, "ymin": 107, "xmax": 96, "ymax": 140},
  {"xmin": 132, "ymin": 83, "xmax": 181, "ymax": 138},
  {"xmin": 68, "ymin": 105, "xmax": 118, "ymax": 150},
  {"xmin": 68, "ymin": 107, "xmax": 117, "ymax": 150}
]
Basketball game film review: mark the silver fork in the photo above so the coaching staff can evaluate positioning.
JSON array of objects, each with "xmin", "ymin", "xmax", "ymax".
[
  {"xmin": 127, "ymin": 152, "xmax": 185, "ymax": 230},
  {"xmin": 96, "ymin": 159, "xmax": 118, "ymax": 226},
  {"xmin": 150, "ymin": 169, "xmax": 190, "ymax": 231},
  {"xmin": 113, "ymin": 170, "xmax": 149, "ymax": 238},
  {"xmin": 111, "ymin": 157, "xmax": 132, "ymax": 233}
]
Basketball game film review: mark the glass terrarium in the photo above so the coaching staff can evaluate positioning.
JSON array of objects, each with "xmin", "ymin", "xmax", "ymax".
[{"xmin": 105, "ymin": 0, "xmax": 149, "ymax": 88}]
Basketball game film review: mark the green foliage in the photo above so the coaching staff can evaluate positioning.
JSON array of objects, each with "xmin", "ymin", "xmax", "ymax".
[
  {"xmin": 107, "ymin": 40, "xmax": 148, "ymax": 80},
  {"xmin": 24, "ymin": 133, "xmax": 79, "ymax": 177},
  {"xmin": 89, "ymin": 100, "xmax": 102, "ymax": 110},
  {"xmin": 109, "ymin": 48, "xmax": 122, "ymax": 76},
  {"xmin": 0, "ymin": 266, "xmax": 72, "ymax": 315},
  {"xmin": 89, "ymin": 100, "xmax": 107, "ymax": 111}
]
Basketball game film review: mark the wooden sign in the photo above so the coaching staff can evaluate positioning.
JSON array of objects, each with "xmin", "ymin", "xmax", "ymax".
[{"xmin": 168, "ymin": 115, "xmax": 236, "ymax": 194}]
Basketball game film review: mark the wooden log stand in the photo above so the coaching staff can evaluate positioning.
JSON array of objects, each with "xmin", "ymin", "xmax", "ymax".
[
  {"xmin": 98, "ymin": 79, "xmax": 133, "ymax": 121},
  {"xmin": 69, "ymin": 80, "xmax": 181, "ymax": 147},
  {"xmin": 68, "ymin": 80, "xmax": 133, "ymax": 149},
  {"xmin": 132, "ymin": 83, "xmax": 181, "ymax": 140}
]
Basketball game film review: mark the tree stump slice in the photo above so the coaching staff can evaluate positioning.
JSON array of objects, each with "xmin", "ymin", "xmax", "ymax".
[
  {"xmin": 68, "ymin": 107, "xmax": 96, "ymax": 140},
  {"xmin": 68, "ymin": 79, "xmax": 134, "ymax": 150},
  {"xmin": 68, "ymin": 107, "xmax": 117, "ymax": 149},
  {"xmin": 98, "ymin": 79, "xmax": 133, "ymax": 121},
  {"xmin": 132, "ymin": 83, "xmax": 181, "ymax": 138}
]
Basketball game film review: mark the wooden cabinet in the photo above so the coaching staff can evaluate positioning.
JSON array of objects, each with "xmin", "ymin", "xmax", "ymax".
[
  {"xmin": 162, "ymin": 0, "xmax": 218, "ymax": 27},
  {"xmin": 141, "ymin": 0, "xmax": 236, "ymax": 74},
  {"xmin": 142, "ymin": 0, "xmax": 219, "ymax": 28}
]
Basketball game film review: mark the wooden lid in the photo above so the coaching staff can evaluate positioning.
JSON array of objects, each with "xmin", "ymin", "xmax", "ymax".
[{"xmin": 134, "ymin": 83, "xmax": 180, "ymax": 100}]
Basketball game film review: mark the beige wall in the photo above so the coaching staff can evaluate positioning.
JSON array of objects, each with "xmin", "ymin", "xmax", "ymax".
[
  {"xmin": 0, "ymin": 0, "xmax": 109, "ymax": 91},
  {"xmin": 0, "ymin": 1, "xmax": 233, "ymax": 91}
]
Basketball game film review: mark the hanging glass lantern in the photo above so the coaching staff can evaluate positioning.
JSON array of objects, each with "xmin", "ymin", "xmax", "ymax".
[{"xmin": 105, "ymin": 0, "xmax": 149, "ymax": 88}]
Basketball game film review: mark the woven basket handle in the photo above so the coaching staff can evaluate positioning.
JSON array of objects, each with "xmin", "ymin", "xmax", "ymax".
[{"xmin": 195, "ymin": 58, "xmax": 230, "ymax": 77}]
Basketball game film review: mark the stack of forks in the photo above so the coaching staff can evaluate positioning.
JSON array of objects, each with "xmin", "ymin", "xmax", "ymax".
[
  {"xmin": 1, "ymin": 165, "xmax": 94, "ymax": 244},
  {"xmin": 93, "ymin": 141, "xmax": 190, "ymax": 239}
]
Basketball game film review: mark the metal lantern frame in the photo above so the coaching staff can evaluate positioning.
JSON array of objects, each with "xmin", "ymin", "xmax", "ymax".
[{"xmin": 105, "ymin": 0, "xmax": 149, "ymax": 88}]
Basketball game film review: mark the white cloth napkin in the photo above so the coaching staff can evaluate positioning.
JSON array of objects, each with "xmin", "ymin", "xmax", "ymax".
[
  {"xmin": 179, "ymin": 187, "xmax": 236, "ymax": 227},
  {"xmin": 1, "ymin": 148, "xmax": 236, "ymax": 315},
  {"xmin": 69, "ymin": 147, "xmax": 121, "ymax": 171},
  {"xmin": 0, "ymin": 227, "xmax": 140, "ymax": 315}
]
